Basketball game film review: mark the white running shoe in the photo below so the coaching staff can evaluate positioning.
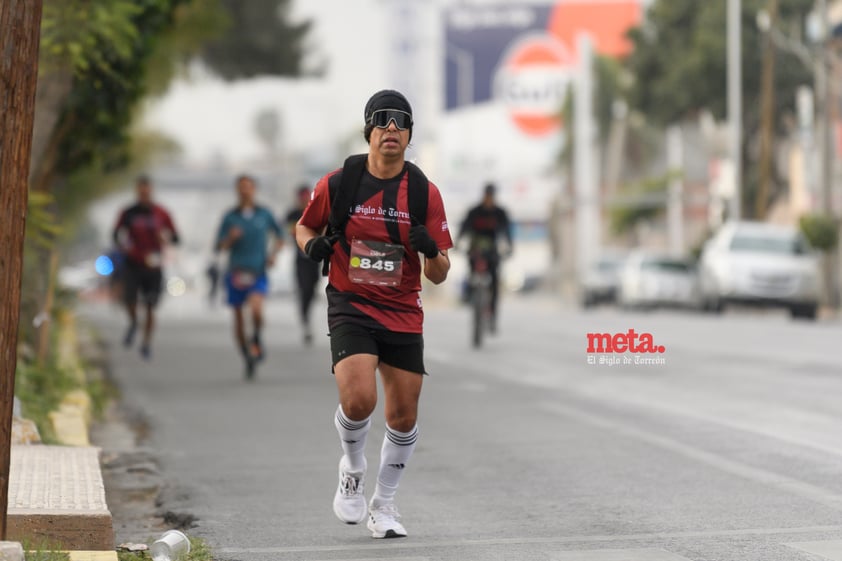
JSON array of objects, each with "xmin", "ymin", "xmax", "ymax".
[
  {"xmin": 367, "ymin": 501, "xmax": 407, "ymax": 538},
  {"xmin": 332, "ymin": 457, "xmax": 367, "ymax": 524}
]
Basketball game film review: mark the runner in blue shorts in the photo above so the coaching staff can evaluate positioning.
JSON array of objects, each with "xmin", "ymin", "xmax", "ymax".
[
  {"xmin": 215, "ymin": 174, "xmax": 283, "ymax": 379},
  {"xmin": 225, "ymin": 272, "xmax": 269, "ymax": 307}
]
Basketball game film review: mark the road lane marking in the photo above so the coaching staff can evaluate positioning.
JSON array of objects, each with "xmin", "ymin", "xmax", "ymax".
[
  {"xmin": 551, "ymin": 548, "xmax": 692, "ymax": 560},
  {"xmin": 218, "ymin": 525, "xmax": 842, "ymax": 555},
  {"xmin": 306, "ymin": 558, "xmax": 429, "ymax": 561},
  {"xmin": 786, "ymin": 540, "xmax": 842, "ymax": 560},
  {"xmin": 541, "ymin": 402, "xmax": 842, "ymax": 512},
  {"xmin": 571, "ymin": 382, "xmax": 842, "ymax": 460}
]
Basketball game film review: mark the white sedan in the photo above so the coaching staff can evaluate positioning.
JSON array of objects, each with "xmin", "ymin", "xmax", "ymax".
[
  {"xmin": 698, "ymin": 221, "xmax": 822, "ymax": 320},
  {"xmin": 618, "ymin": 251, "xmax": 702, "ymax": 310}
]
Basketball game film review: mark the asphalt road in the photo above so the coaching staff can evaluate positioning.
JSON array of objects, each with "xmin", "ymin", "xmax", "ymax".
[{"xmin": 82, "ymin": 289, "xmax": 842, "ymax": 561}]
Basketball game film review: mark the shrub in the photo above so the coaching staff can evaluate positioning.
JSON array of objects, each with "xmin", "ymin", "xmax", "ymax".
[{"xmin": 799, "ymin": 213, "xmax": 839, "ymax": 252}]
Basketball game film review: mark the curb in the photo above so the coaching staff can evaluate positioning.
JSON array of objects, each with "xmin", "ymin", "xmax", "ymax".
[
  {"xmin": 8, "ymin": 311, "xmax": 116, "ymax": 558},
  {"xmin": 50, "ymin": 388, "xmax": 93, "ymax": 447},
  {"xmin": 52, "ymin": 310, "xmax": 93, "ymax": 446},
  {"xmin": 0, "ymin": 541, "xmax": 24, "ymax": 561}
]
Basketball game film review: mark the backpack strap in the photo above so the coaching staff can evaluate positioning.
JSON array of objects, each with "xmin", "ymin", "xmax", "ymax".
[
  {"xmin": 321, "ymin": 155, "xmax": 366, "ymax": 275},
  {"xmin": 405, "ymin": 161, "xmax": 429, "ymax": 227},
  {"xmin": 327, "ymin": 154, "xmax": 368, "ymax": 236}
]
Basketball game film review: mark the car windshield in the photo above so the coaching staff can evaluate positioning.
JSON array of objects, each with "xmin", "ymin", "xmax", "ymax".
[
  {"xmin": 597, "ymin": 258, "xmax": 623, "ymax": 272},
  {"xmin": 641, "ymin": 258, "xmax": 692, "ymax": 272},
  {"xmin": 730, "ymin": 233, "xmax": 808, "ymax": 255}
]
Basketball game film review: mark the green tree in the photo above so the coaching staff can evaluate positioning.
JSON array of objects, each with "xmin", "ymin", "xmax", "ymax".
[
  {"xmin": 799, "ymin": 213, "xmax": 838, "ymax": 251},
  {"xmin": 20, "ymin": 0, "xmax": 314, "ymax": 353},
  {"xmin": 624, "ymin": 0, "xmax": 815, "ymax": 218},
  {"xmin": 199, "ymin": 0, "xmax": 316, "ymax": 80},
  {"xmin": 560, "ymin": 54, "xmax": 662, "ymax": 235}
]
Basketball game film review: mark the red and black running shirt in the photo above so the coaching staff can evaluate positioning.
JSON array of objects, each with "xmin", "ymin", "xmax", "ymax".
[
  {"xmin": 112, "ymin": 203, "xmax": 179, "ymax": 269},
  {"xmin": 299, "ymin": 164, "xmax": 453, "ymax": 333}
]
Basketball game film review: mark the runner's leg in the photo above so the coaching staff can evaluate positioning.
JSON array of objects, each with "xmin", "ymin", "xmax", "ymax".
[
  {"xmin": 332, "ymin": 352, "xmax": 378, "ymax": 524},
  {"xmin": 372, "ymin": 363, "xmax": 422, "ymax": 506},
  {"xmin": 232, "ymin": 306, "xmax": 247, "ymax": 354},
  {"xmin": 139, "ymin": 269, "xmax": 162, "ymax": 359},
  {"xmin": 247, "ymin": 291, "xmax": 264, "ymax": 359},
  {"xmin": 367, "ymin": 362, "xmax": 422, "ymax": 537},
  {"xmin": 297, "ymin": 260, "xmax": 319, "ymax": 343},
  {"xmin": 140, "ymin": 302, "xmax": 155, "ymax": 359},
  {"xmin": 122, "ymin": 266, "xmax": 139, "ymax": 347}
]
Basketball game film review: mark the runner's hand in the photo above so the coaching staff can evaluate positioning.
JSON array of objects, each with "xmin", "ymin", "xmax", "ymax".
[
  {"xmin": 304, "ymin": 235, "xmax": 336, "ymax": 262},
  {"xmin": 409, "ymin": 225, "xmax": 439, "ymax": 259},
  {"xmin": 227, "ymin": 226, "xmax": 243, "ymax": 244}
]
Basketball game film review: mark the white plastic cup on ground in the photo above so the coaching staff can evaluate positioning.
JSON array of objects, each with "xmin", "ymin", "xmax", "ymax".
[{"xmin": 150, "ymin": 529, "xmax": 191, "ymax": 561}]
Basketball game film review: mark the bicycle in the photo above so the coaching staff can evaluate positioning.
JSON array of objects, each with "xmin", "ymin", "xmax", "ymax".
[{"xmin": 468, "ymin": 250, "xmax": 494, "ymax": 348}]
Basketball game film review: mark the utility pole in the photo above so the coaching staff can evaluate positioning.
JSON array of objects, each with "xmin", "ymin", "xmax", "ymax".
[
  {"xmin": 0, "ymin": 0, "xmax": 43, "ymax": 539},
  {"xmin": 574, "ymin": 33, "xmax": 598, "ymax": 287},
  {"xmin": 818, "ymin": 0, "xmax": 840, "ymax": 310},
  {"xmin": 816, "ymin": 0, "xmax": 832, "ymax": 212},
  {"xmin": 667, "ymin": 125, "xmax": 685, "ymax": 256},
  {"xmin": 728, "ymin": 0, "xmax": 743, "ymax": 221},
  {"xmin": 757, "ymin": 0, "xmax": 778, "ymax": 219}
]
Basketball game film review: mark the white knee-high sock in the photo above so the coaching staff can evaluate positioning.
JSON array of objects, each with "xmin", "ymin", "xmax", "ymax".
[
  {"xmin": 334, "ymin": 405, "xmax": 371, "ymax": 473},
  {"xmin": 372, "ymin": 424, "xmax": 418, "ymax": 507}
]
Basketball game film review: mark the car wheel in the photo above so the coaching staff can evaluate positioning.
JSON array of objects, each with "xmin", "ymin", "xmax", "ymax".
[
  {"xmin": 704, "ymin": 297, "xmax": 724, "ymax": 314},
  {"xmin": 790, "ymin": 304, "xmax": 818, "ymax": 321}
]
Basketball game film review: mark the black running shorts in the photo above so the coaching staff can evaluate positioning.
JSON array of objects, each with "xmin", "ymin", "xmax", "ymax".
[
  {"xmin": 123, "ymin": 262, "xmax": 163, "ymax": 307},
  {"xmin": 329, "ymin": 323, "xmax": 426, "ymax": 375}
]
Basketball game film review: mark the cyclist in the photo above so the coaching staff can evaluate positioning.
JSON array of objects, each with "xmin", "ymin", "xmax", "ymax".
[
  {"xmin": 284, "ymin": 185, "xmax": 320, "ymax": 345},
  {"xmin": 456, "ymin": 182, "xmax": 513, "ymax": 333},
  {"xmin": 112, "ymin": 175, "xmax": 180, "ymax": 360},
  {"xmin": 296, "ymin": 89, "xmax": 452, "ymax": 539},
  {"xmin": 215, "ymin": 174, "xmax": 284, "ymax": 380}
]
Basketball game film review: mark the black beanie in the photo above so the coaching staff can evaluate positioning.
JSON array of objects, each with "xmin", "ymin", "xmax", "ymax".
[{"xmin": 364, "ymin": 90, "xmax": 413, "ymax": 124}]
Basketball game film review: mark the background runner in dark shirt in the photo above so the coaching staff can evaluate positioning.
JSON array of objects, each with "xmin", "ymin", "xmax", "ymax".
[
  {"xmin": 111, "ymin": 175, "xmax": 180, "ymax": 360},
  {"xmin": 285, "ymin": 185, "xmax": 320, "ymax": 345}
]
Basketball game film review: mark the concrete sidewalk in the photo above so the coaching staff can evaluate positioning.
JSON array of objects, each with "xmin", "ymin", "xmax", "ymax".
[{"xmin": 6, "ymin": 445, "xmax": 114, "ymax": 553}]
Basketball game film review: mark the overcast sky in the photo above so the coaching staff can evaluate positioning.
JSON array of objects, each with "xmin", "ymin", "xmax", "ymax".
[{"xmin": 142, "ymin": 0, "xmax": 435, "ymax": 165}]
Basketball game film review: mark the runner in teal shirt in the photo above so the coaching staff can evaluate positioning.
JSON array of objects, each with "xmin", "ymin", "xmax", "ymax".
[
  {"xmin": 216, "ymin": 206, "xmax": 282, "ymax": 273},
  {"xmin": 214, "ymin": 174, "xmax": 283, "ymax": 380}
]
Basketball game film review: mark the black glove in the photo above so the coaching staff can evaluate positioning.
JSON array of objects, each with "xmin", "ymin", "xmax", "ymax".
[
  {"xmin": 304, "ymin": 235, "xmax": 336, "ymax": 262},
  {"xmin": 409, "ymin": 225, "xmax": 439, "ymax": 259}
]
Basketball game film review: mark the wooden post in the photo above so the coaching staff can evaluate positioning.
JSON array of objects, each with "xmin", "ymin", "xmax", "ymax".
[{"xmin": 0, "ymin": 0, "xmax": 44, "ymax": 539}]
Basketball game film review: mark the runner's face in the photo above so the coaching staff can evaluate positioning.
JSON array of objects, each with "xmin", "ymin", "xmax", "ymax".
[
  {"xmin": 237, "ymin": 179, "xmax": 256, "ymax": 205},
  {"xmin": 137, "ymin": 182, "xmax": 153, "ymax": 205},
  {"xmin": 370, "ymin": 117, "xmax": 409, "ymax": 158}
]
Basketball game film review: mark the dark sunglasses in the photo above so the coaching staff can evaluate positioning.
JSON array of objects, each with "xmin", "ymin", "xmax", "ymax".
[{"xmin": 369, "ymin": 109, "xmax": 412, "ymax": 130}]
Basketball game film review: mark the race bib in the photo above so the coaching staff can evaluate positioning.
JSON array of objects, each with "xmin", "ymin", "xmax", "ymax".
[
  {"xmin": 348, "ymin": 239, "xmax": 404, "ymax": 286},
  {"xmin": 145, "ymin": 252, "xmax": 162, "ymax": 268},
  {"xmin": 231, "ymin": 269, "xmax": 258, "ymax": 290}
]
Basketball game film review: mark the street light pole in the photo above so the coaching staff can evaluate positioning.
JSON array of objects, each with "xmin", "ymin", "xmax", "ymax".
[{"xmin": 728, "ymin": 0, "xmax": 743, "ymax": 221}]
